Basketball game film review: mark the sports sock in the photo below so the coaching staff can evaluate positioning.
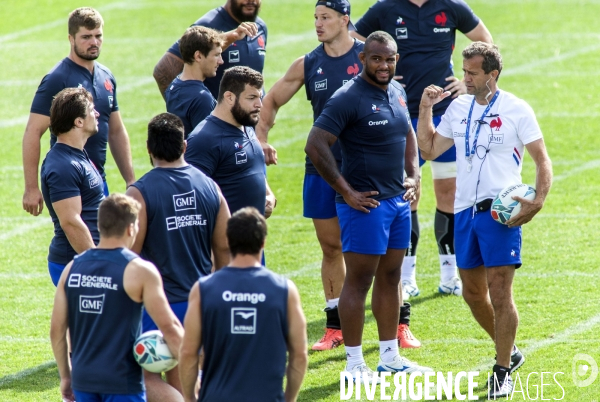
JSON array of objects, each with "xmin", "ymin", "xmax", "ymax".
[
  {"xmin": 324, "ymin": 305, "xmax": 341, "ymax": 329},
  {"xmin": 401, "ymin": 256, "xmax": 417, "ymax": 283},
  {"xmin": 439, "ymin": 254, "xmax": 457, "ymax": 283},
  {"xmin": 399, "ymin": 302, "xmax": 411, "ymax": 325},
  {"xmin": 345, "ymin": 345, "xmax": 364, "ymax": 369},
  {"xmin": 326, "ymin": 298, "xmax": 339, "ymax": 309},
  {"xmin": 435, "ymin": 209, "xmax": 457, "ymax": 282},
  {"xmin": 379, "ymin": 339, "xmax": 398, "ymax": 363}
]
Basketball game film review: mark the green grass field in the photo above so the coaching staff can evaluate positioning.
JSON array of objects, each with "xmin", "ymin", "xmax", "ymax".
[{"xmin": 1, "ymin": 0, "xmax": 599, "ymax": 400}]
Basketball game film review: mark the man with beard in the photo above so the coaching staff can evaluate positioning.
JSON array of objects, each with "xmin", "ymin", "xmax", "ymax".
[
  {"xmin": 185, "ymin": 66, "xmax": 276, "ymax": 219},
  {"xmin": 40, "ymin": 88, "xmax": 105, "ymax": 286},
  {"xmin": 256, "ymin": 0, "xmax": 420, "ymax": 352},
  {"xmin": 305, "ymin": 32, "xmax": 432, "ymax": 381},
  {"xmin": 23, "ymin": 7, "xmax": 134, "ymax": 217},
  {"xmin": 166, "ymin": 27, "xmax": 224, "ymax": 138},
  {"xmin": 153, "ymin": 0, "xmax": 266, "ymax": 102}
]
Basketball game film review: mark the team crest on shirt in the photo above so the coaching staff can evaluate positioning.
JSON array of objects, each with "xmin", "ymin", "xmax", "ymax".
[
  {"xmin": 104, "ymin": 78, "xmax": 113, "ymax": 93},
  {"xmin": 257, "ymin": 35, "xmax": 265, "ymax": 48},
  {"xmin": 229, "ymin": 50, "xmax": 240, "ymax": 63},
  {"xmin": 398, "ymin": 96, "xmax": 406, "ymax": 108},
  {"xmin": 371, "ymin": 104, "xmax": 381, "ymax": 113},
  {"xmin": 395, "ymin": 27, "xmax": 408, "ymax": 39},
  {"xmin": 317, "ymin": 67, "xmax": 323, "ymax": 75},
  {"xmin": 490, "ymin": 116, "xmax": 503, "ymax": 131},
  {"xmin": 234, "ymin": 141, "xmax": 243, "ymax": 150},
  {"xmin": 396, "ymin": 16, "xmax": 405, "ymax": 25}
]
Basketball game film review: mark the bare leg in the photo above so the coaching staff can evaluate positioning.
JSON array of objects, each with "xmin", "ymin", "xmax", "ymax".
[
  {"xmin": 459, "ymin": 266, "xmax": 495, "ymax": 340},
  {"xmin": 144, "ymin": 370, "xmax": 183, "ymax": 402},
  {"xmin": 313, "ymin": 217, "xmax": 345, "ymax": 300},
  {"xmin": 372, "ymin": 249, "xmax": 404, "ymax": 341},
  {"xmin": 338, "ymin": 252, "xmax": 380, "ymax": 346},
  {"xmin": 432, "ymin": 177, "xmax": 455, "ymax": 214},
  {"xmin": 487, "ymin": 265, "xmax": 518, "ymax": 368}
]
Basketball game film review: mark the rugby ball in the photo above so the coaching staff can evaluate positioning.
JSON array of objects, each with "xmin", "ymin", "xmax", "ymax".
[
  {"xmin": 491, "ymin": 184, "xmax": 536, "ymax": 224},
  {"xmin": 133, "ymin": 330, "xmax": 177, "ymax": 373}
]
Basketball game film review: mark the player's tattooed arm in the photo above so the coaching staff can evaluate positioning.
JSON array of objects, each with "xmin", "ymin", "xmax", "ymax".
[
  {"xmin": 305, "ymin": 127, "xmax": 379, "ymax": 213},
  {"xmin": 153, "ymin": 52, "xmax": 184, "ymax": 100}
]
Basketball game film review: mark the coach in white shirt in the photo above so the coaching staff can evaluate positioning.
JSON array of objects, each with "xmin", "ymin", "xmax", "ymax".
[{"xmin": 415, "ymin": 42, "xmax": 552, "ymax": 399}]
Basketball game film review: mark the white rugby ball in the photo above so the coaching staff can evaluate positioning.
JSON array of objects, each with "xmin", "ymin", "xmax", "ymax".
[
  {"xmin": 133, "ymin": 330, "xmax": 177, "ymax": 373},
  {"xmin": 491, "ymin": 184, "xmax": 536, "ymax": 225}
]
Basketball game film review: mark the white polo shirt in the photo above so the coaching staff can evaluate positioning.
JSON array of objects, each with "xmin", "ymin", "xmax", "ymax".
[{"xmin": 436, "ymin": 90, "xmax": 543, "ymax": 213}]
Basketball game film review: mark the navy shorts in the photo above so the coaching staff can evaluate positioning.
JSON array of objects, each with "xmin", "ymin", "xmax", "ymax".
[
  {"xmin": 303, "ymin": 173, "xmax": 337, "ymax": 219},
  {"xmin": 48, "ymin": 261, "xmax": 66, "ymax": 286},
  {"xmin": 142, "ymin": 301, "xmax": 187, "ymax": 332},
  {"xmin": 336, "ymin": 194, "xmax": 411, "ymax": 255},
  {"xmin": 411, "ymin": 116, "xmax": 456, "ymax": 166},
  {"xmin": 73, "ymin": 390, "xmax": 146, "ymax": 402},
  {"xmin": 455, "ymin": 208, "xmax": 522, "ymax": 269}
]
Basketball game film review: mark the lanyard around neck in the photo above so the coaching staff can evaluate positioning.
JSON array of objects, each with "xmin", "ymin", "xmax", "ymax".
[{"xmin": 465, "ymin": 90, "xmax": 500, "ymax": 159}]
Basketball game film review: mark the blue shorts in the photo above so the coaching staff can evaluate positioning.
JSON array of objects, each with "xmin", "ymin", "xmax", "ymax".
[
  {"xmin": 303, "ymin": 174, "xmax": 337, "ymax": 219},
  {"xmin": 48, "ymin": 261, "xmax": 66, "ymax": 286},
  {"xmin": 142, "ymin": 301, "xmax": 187, "ymax": 332},
  {"xmin": 455, "ymin": 208, "xmax": 522, "ymax": 269},
  {"xmin": 103, "ymin": 181, "xmax": 109, "ymax": 197},
  {"xmin": 411, "ymin": 116, "xmax": 456, "ymax": 166},
  {"xmin": 336, "ymin": 194, "xmax": 411, "ymax": 255},
  {"xmin": 73, "ymin": 390, "xmax": 146, "ymax": 402}
]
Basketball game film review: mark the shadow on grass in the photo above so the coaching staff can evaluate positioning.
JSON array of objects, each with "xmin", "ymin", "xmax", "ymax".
[
  {"xmin": 298, "ymin": 379, "xmax": 340, "ymax": 401},
  {"xmin": 0, "ymin": 360, "xmax": 58, "ymax": 393},
  {"xmin": 407, "ymin": 292, "xmax": 448, "ymax": 307},
  {"xmin": 308, "ymin": 345, "xmax": 379, "ymax": 370}
]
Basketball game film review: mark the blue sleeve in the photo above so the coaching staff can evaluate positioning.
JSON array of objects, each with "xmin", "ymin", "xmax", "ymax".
[
  {"xmin": 167, "ymin": 40, "xmax": 183, "ymax": 59},
  {"xmin": 30, "ymin": 73, "xmax": 66, "ymax": 116},
  {"xmin": 46, "ymin": 164, "xmax": 82, "ymax": 203},
  {"xmin": 188, "ymin": 95, "xmax": 215, "ymax": 130},
  {"xmin": 313, "ymin": 93, "xmax": 356, "ymax": 138},
  {"xmin": 111, "ymin": 78, "xmax": 119, "ymax": 112},
  {"xmin": 354, "ymin": 1, "xmax": 387, "ymax": 37},
  {"xmin": 185, "ymin": 134, "xmax": 220, "ymax": 177},
  {"xmin": 452, "ymin": 0, "xmax": 480, "ymax": 33}
]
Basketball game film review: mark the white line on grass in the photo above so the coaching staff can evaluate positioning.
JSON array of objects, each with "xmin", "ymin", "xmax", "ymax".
[
  {"xmin": 0, "ymin": 360, "xmax": 56, "ymax": 387},
  {"xmin": 0, "ymin": 220, "xmax": 49, "ymax": 242},
  {"xmin": 553, "ymin": 159, "xmax": 600, "ymax": 182},
  {"xmin": 469, "ymin": 313, "xmax": 600, "ymax": 372},
  {"xmin": 502, "ymin": 44, "xmax": 600, "ymax": 77}
]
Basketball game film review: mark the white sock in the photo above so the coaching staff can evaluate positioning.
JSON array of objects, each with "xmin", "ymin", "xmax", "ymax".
[
  {"xmin": 439, "ymin": 254, "xmax": 457, "ymax": 282},
  {"xmin": 401, "ymin": 256, "xmax": 417, "ymax": 283},
  {"xmin": 379, "ymin": 339, "xmax": 398, "ymax": 363},
  {"xmin": 345, "ymin": 345, "xmax": 364, "ymax": 369},
  {"xmin": 326, "ymin": 298, "xmax": 339, "ymax": 309}
]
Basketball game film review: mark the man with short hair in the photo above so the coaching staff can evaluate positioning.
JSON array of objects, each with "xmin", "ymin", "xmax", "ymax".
[
  {"xmin": 185, "ymin": 66, "xmax": 276, "ymax": 219},
  {"xmin": 305, "ymin": 31, "xmax": 432, "ymax": 381},
  {"xmin": 153, "ymin": 0, "xmax": 266, "ymax": 101},
  {"xmin": 50, "ymin": 193, "xmax": 184, "ymax": 402},
  {"xmin": 41, "ymin": 87, "xmax": 104, "ymax": 286},
  {"xmin": 179, "ymin": 207, "xmax": 307, "ymax": 402},
  {"xmin": 166, "ymin": 26, "xmax": 223, "ymax": 137},
  {"xmin": 23, "ymin": 7, "xmax": 134, "ymax": 216},
  {"xmin": 352, "ymin": 0, "xmax": 493, "ymax": 298},
  {"xmin": 417, "ymin": 42, "xmax": 552, "ymax": 398},
  {"xmin": 126, "ymin": 113, "xmax": 230, "ymax": 402},
  {"xmin": 256, "ymin": 0, "xmax": 419, "ymax": 351}
]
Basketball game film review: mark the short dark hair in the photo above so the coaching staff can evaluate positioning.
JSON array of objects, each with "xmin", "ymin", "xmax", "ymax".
[
  {"xmin": 462, "ymin": 42, "xmax": 503, "ymax": 80},
  {"xmin": 68, "ymin": 7, "xmax": 103, "ymax": 36},
  {"xmin": 180, "ymin": 26, "xmax": 223, "ymax": 64},
  {"xmin": 50, "ymin": 87, "xmax": 93, "ymax": 136},
  {"xmin": 217, "ymin": 66, "xmax": 263, "ymax": 102},
  {"xmin": 364, "ymin": 31, "xmax": 397, "ymax": 53},
  {"xmin": 226, "ymin": 207, "xmax": 267, "ymax": 256},
  {"xmin": 98, "ymin": 193, "xmax": 141, "ymax": 238},
  {"xmin": 147, "ymin": 113, "xmax": 185, "ymax": 162}
]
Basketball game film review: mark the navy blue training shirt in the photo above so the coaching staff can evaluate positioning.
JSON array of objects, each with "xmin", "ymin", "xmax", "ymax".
[
  {"xmin": 199, "ymin": 267, "xmax": 288, "ymax": 402},
  {"xmin": 313, "ymin": 76, "xmax": 411, "ymax": 202},
  {"xmin": 185, "ymin": 115, "xmax": 266, "ymax": 215},
  {"xmin": 355, "ymin": 0, "xmax": 480, "ymax": 117},
  {"xmin": 41, "ymin": 143, "xmax": 104, "ymax": 265},
  {"xmin": 303, "ymin": 39, "xmax": 364, "ymax": 175},
  {"xmin": 167, "ymin": 7, "xmax": 267, "ymax": 99},
  {"xmin": 66, "ymin": 248, "xmax": 143, "ymax": 394},
  {"xmin": 131, "ymin": 165, "xmax": 220, "ymax": 303},
  {"xmin": 31, "ymin": 58, "xmax": 119, "ymax": 178},
  {"xmin": 165, "ymin": 77, "xmax": 216, "ymax": 137}
]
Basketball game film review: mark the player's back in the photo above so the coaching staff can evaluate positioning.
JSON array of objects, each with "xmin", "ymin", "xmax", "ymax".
[
  {"xmin": 199, "ymin": 266, "xmax": 288, "ymax": 402},
  {"xmin": 131, "ymin": 165, "xmax": 220, "ymax": 303},
  {"xmin": 65, "ymin": 248, "xmax": 143, "ymax": 394}
]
